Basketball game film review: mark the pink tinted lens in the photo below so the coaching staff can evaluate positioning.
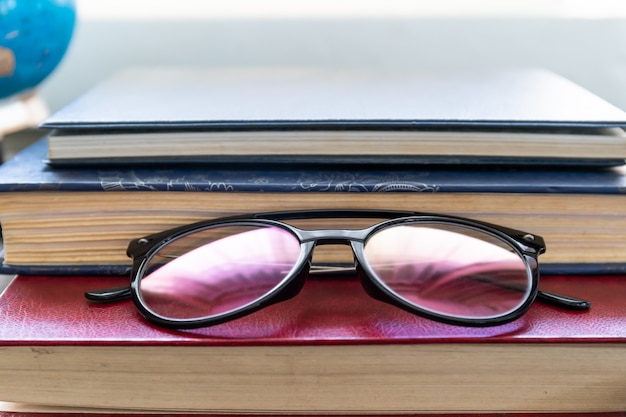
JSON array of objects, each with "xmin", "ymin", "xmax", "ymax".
[
  {"xmin": 139, "ymin": 225, "xmax": 302, "ymax": 320},
  {"xmin": 363, "ymin": 223, "xmax": 531, "ymax": 320}
]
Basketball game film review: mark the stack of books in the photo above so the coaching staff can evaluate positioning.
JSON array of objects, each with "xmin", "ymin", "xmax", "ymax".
[{"xmin": 0, "ymin": 67, "xmax": 626, "ymax": 415}]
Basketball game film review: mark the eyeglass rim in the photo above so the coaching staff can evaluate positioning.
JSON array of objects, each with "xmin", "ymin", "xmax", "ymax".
[
  {"xmin": 127, "ymin": 210, "xmax": 543, "ymax": 329},
  {"xmin": 127, "ymin": 209, "xmax": 546, "ymax": 259}
]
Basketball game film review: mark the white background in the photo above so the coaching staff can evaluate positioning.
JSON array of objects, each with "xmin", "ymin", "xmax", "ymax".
[{"xmin": 38, "ymin": 0, "xmax": 626, "ymax": 112}]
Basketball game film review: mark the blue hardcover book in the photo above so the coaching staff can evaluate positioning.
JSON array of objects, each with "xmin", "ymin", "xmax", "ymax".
[
  {"xmin": 0, "ymin": 138, "xmax": 625, "ymax": 275},
  {"xmin": 42, "ymin": 67, "xmax": 626, "ymax": 167}
]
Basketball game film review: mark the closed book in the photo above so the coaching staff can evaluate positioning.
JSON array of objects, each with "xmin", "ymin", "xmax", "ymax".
[
  {"xmin": 42, "ymin": 67, "xmax": 626, "ymax": 166},
  {"xmin": 1, "ymin": 404, "xmax": 625, "ymax": 417},
  {"xmin": 2, "ymin": 404, "xmax": 625, "ymax": 417},
  {"xmin": 1, "ymin": 138, "xmax": 626, "ymax": 275},
  {"xmin": 0, "ymin": 274, "xmax": 625, "ymax": 413}
]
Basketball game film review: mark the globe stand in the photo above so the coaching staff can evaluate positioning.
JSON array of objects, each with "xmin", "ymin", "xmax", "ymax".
[{"xmin": 0, "ymin": 91, "xmax": 49, "ymax": 162}]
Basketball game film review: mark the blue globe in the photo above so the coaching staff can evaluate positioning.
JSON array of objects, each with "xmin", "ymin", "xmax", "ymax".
[{"xmin": 0, "ymin": 0, "xmax": 76, "ymax": 99}]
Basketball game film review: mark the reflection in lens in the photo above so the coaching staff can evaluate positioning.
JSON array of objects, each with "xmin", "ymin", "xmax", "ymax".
[
  {"xmin": 139, "ymin": 225, "xmax": 302, "ymax": 320},
  {"xmin": 363, "ymin": 223, "xmax": 530, "ymax": 320}
]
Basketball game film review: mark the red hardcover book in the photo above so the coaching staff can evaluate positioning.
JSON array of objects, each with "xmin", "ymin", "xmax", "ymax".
[{"xmin": 0, "ymin": 274, "xmax": 625, "ymax": 413}]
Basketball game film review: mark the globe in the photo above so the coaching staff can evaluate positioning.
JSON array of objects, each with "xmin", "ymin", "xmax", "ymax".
[{"xmin": 0, "ymin": 0, "xmax": 76, "ymax": 99}]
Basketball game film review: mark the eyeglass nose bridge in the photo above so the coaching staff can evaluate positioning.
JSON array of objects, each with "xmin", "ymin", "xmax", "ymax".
[
  {"xmin": 295, "ymin": 228, "xmax": 374, "ymax": 274},
  {"xmin": 292, "ymin": 229, "xmax": 388, "ymax": 304},
  {"xmin": 296, "ymin": 228, "xmax": 373, "ymax": 245}
]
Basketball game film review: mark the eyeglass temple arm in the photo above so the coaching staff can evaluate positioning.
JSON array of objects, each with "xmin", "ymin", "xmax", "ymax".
[
  {"xmin": 536, "ymin": 289, "xmax": 590, "ymax": 310},
  {"xmin": 84, "ymin": 284, "xmax": 590, "ymax": 311},
  {"xmin": 85, "ymin": 286, "xmax": 132, "ymax": 301}
]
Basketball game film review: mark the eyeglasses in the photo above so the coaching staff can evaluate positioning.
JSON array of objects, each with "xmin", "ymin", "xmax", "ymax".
[{"xmin": 86, "ymin": 210, "xmax": 590, "ymax": 329}]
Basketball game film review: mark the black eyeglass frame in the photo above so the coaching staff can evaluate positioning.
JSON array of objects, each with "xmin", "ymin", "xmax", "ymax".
[{"xmin": 86, "ymin": 209, "xmax": 590, "ymax": 329}]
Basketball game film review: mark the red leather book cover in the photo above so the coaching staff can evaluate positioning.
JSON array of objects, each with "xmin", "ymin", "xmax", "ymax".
[
  {"xmin": 1, "ymin": 274, "xmax": 626, "ymax": 413},
  {"xmin": 0, "ymin": 274, "xmax": 625, "ymax": 344}
]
